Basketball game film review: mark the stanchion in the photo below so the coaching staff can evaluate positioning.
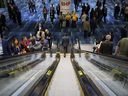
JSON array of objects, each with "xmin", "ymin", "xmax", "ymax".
[
  {"xmin": 77, "ymin": 38, "xmax": 81, "ymax": 57},
  {"xmin": 50, "ymin": 49, "xmax": 52, "ymax": 57}
]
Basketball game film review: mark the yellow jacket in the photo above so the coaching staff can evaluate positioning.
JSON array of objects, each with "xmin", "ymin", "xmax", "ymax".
[
  {"xmin": 65, "ymin": 14, "xmax": 71, "ymax": 20},
  {"xmin": 72, "ymin": 14, "xmax": 78, "ymax": 21}
]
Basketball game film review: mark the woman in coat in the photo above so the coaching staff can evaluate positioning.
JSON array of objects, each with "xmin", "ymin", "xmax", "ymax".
[{"xmin": 83, "ymin": 17, "xmax": 90, "ymax": 38}]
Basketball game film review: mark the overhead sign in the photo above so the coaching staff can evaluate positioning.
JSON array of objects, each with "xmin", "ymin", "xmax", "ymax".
[{"xmin": 60, "ymin": 0, "xmax": 71, "ymax": 14}]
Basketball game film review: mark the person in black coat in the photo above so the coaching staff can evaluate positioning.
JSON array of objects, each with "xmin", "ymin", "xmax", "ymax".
[
  {"xmin": 16, "ymin": 10, "xmax": 22, "ymax": 25},
  {"xmin": 90, "ymin": 8, "xmax": 94, "ymax": 20},
  {"xmin": 99, "ymin": 35, "xmax": 113, "ymax": 55},
  {"xmin": 10, "ymin": 5, "xmax": 17, "ymax": 23},
  {"xmin": 45, "ymin": 29, "xmax": 52, "ymax": 49},
  {"xmin": 114, "ymin": 3, "xmax": 120, "ymax": 19},
  {"xmin": 103, "ymin": 6, "xmax": 107, "ymax": 23},
  {"xmin": 28, "ymin": 0, "xmax": 33, "ymax": 13},
  {"xmin": 103, "ymin": 0, "xmax": 106, "ymax": 7},
  {"xmin": 80, "ymin": 3, "xmax": 86, "ymax": 18},
  {"xmin": 0, "ymin": 13, "xmax": 6, "ymax": 27},
  {"xmin": 0, "ymin": 23, "xmax": 3, "ymax": 38},
  {"xmin": 120, "ymin": 5, "xmax": 125, "ymax": 17},
  {"xmin": 74, "ymin": 0, "xmax": 78, "ymax": 11},
  {"xmin": 56, "ymin": 4, "xmax": 60, "ymax": 16},
  {"xmin": 62, "ymin": 34, "xmax": 70, "ymax": 56},
  {"xmin": 96, "ymin": 0, "xmax": 101, "ymax": 8},
  {"xmin": 10, "ymin": 0, "xmax": 15, "ymax": 5},
  {"xmin": 120, "ymin": 26, "xmax": 128, "ymax": 39},
  {"xmin": 97, "ymin": 7, "xmax": 103, "ymax": 24},
  {"xmin": 31, "ymin": 0, "xmax": 36, "ymax": 12},
  {"xmin": 7, "ymin": 2, "xmax": 12, "ymax": 19},
  {"xmin": 82, "ymin": 3, "xmax": 86, "ymax": 13},
  {"xmin": 90, "ymin": 17, "xmax": 97, "ymax": 35},
  {"xmin": 86, "ymin": 3, "xmax": 90, "ymax": 15},
  {"xmin": 50, "ymin": 4, "xmax": 55, "ymax": 24},
  {"xmin": 0, "ymin": 13, "xmax": 7, "ymax": 37}
]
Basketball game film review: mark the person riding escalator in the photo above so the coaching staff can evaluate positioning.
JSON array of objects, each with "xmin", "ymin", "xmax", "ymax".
[
  {"xmin": 99, "ymin": 35, "xmax": 113, "ymax": 55},
  {"xmin": 62, "ymin": 34, "xmax": 70, "ymax": 57}
]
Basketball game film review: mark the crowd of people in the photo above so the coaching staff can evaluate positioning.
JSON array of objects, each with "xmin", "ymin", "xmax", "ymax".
[
  {"xmin": 40, "ymin": 0, "xmax": 108, "ymax": 38},
  {"xmin": 114, "ymin": 1, "xmax": 128, "ymax": 21},
  {"xmin": 8, "ymin": 24, "xmax": 52, "ymax": 55},
  {"xmin": 93, "ymin": 25, "xmax": 128, "ymax": 57},
  {"xmin": 41, "ymin": 0, "xmax": 128, "ymax": 34},
  {"xmin": 0, "ymin": 0, "xmax": 128, "ymax": 57},
  {"xmin": 42, "ymin": 4, "xmax": 59, "ymax": 24}
]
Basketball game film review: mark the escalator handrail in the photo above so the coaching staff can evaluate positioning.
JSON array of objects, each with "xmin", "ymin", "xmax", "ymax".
[
  {"xmin": 0, "ymin": 50, "xmax": 45, "ymax": 61},
  {"xmin": 83, "ymin": 50, "xmax": 128, "ymax": 62},
  {"xmin": 77, "ymin": 38, "xmax": 81, "ymax": 51},
  {"xmin": 76, "ymin": 37, "xmax": 128, "ymax": 61}
]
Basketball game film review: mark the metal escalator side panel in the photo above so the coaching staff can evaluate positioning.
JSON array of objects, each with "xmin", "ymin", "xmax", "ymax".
[
  {"xmin": 28, "ymin": 59, "xmax": 60, "ymax": 96},
  {"xmin": 46, "ymin": 55, "xmax": 83, "ymax": 96}
]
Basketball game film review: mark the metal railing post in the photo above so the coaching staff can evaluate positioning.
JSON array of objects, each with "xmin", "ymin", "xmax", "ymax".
[{"xmin": 78, "ymin": 38, "xmax": 81, "ymax": 57}]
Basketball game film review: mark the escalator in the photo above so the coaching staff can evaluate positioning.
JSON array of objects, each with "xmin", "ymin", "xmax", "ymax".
[
  {"xmin": 0, "ymin": 52, "xmax": 58, "ymax": 96},
  {"xmin": 73, "ymin": 53, "xmax": 128, "ymax": 96},
  {"xmin": 70, "ymin": 37, "xmax": 128, "ymax": 96},
  {"xmin": 0, "ymin": 49, "xmax": 128, "ymax": 96},
  {"xmin": 45, "ymin": 54, "xmax": 83, "ymax": 96}
]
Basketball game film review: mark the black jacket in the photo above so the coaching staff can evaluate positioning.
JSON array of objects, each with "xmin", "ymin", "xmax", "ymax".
[{"xmin": 99, "ymin": 41, "xmax": 113, "ymax": 55}]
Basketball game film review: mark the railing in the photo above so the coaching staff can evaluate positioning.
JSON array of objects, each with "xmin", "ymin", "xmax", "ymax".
[
  {"xmin": 77, "ymin": 38, "xmax": 81, "ymax": 57},
  {"xmin": 71, "ymin": 49, "xmax": 128, "ymax": 95},
  {"xmin": 0, "ymin": 51, "xmax": 45, "ymax": 78},
  {"xmin": 84, "ymin": 51, "xmax": 128, "ymax": 87},
  {"xmin": 56, "ymin": 39, "xmax": 60, "ymax": 51},
  {"xmin": 71, "ymin": 59, "xmax": 103, "ymax": 96},
  {"xmin": 25, "ymin": 54, "xmax": 60, "ymax": 96},
  {"xmin": 84, "ymin": 50, "xmax": 128, "ymax": 62},
  {"xmin": 0, "ymin": 50, "xmax": 45, "ymax": 60}
]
